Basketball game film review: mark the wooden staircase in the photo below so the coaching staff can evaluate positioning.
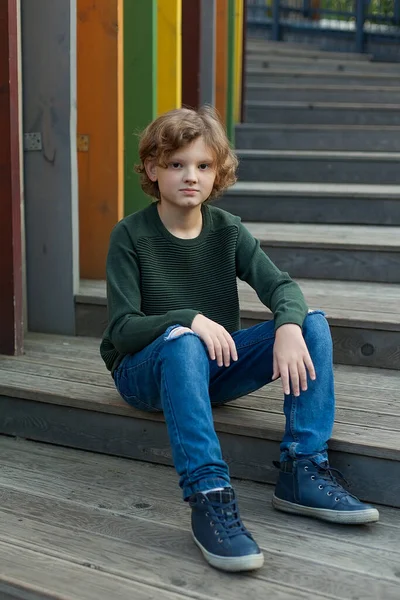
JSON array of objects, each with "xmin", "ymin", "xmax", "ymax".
[{"xmin": 1, "ymin": 39, "xmax": 399, "ymax": 510}]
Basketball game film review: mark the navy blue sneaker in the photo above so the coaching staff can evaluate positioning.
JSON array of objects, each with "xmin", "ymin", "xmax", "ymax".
[
  {"xmin": 272, "ymin": 458, "xmax": 379, "ymax": 524},
  {"xmin": 189, "ymin": 488, "xmax": 264, "ymax": 571}
]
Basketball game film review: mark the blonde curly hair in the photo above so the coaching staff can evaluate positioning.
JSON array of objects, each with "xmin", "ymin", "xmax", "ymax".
[{"xmin": 134, "ymin": 105, "xmax": 238, "ymax": 201}]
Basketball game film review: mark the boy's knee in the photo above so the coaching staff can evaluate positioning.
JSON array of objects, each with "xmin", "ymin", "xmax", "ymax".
[
  {"xmin": 165, "ymin": 326, "xmax": 193, "ymax": 340},
  {"xmin": 303, "ymin": 310, "xmax": 331, "ymax": 344},
  {"xmin": 163, "ymin": 326, "xmax": 207, "ymax": 359}
]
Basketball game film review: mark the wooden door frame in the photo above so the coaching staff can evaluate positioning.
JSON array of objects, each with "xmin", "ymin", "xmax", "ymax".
[{"xmin": 0, "ymin": 0, "xmax": 24, "ymax": 355}]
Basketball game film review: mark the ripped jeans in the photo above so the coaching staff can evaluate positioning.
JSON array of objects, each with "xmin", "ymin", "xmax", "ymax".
[{"xmin": 113, "ymin": 312, "xmax": 335, "ymax": 500}]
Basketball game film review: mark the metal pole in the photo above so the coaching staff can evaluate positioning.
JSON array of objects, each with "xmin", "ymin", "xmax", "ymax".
[
  {"xmin": 394, "ymin": 0, "xmax": 400, "ymax": 26},
  {"xmin": 272, "ymin": 0, "xmax": 281, "ymax": 41},
  {"xmin": 355, "ymin": 0, "xmax": 365, "ymax": 54}
]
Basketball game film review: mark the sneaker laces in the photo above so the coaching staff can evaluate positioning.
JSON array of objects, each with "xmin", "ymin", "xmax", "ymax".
[
  {"xmin": 311, "ymin": 460, "xmax": 354, "ymax": 501},
  {"xmin": 206, "ymin": 492, "xmax": 249, "ymax": 540}
]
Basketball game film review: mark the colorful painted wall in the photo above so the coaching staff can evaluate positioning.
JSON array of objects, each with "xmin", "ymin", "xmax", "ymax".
[{"xmin": 77, "ymin": 0, "xmax": 246, "ymax": 279}]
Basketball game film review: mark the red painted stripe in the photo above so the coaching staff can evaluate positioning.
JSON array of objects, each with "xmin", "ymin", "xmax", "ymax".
[{"xmin": 0, "ymin": 0, "xmax": 23, "ymax": 354}]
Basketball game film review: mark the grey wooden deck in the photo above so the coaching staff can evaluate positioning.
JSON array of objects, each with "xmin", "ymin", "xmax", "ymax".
[
  {"xmin": 76, "ymin": 278, "xmax": 400, "ymax": 370},
  {"xmin": 1, "ymin": 435, "xmax": 400, "ymax": 600},
  {"xmin": 0, "ymin": 333, "xmax": 399, "ymax": 509}
]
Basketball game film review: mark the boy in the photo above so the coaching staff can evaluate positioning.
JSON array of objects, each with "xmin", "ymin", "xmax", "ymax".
[{"xmin": 101, "ymin": 106, "xmax": 379, "ymax": 573}]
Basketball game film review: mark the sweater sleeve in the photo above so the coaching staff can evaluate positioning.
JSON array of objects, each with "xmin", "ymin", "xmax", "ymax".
[
  {"xmin": 235, "ymin": 221, "xmax": 308, "ymax": 330},
  {"xmin": 106, "ymin": 222, "xmax": 200, "ymax": 355}
]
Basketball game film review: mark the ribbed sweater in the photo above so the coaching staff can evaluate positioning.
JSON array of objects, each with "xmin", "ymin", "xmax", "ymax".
[{"xmin": 100, "ymin": 202, "xmax": 308, "ymax": 372}]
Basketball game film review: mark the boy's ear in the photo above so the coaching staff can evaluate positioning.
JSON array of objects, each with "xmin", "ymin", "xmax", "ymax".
[{"xmin": 145, "ymin": 158, "xmax": 157, "ymax": 182}]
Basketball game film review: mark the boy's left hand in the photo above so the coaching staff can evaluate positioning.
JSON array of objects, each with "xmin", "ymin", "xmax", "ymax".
[{"xmin": 272, "ymin": 323, "xmax": 316, "ymax": 397}]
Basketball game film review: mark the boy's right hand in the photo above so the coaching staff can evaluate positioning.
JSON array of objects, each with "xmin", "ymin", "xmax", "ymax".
[{"xmin": 191, "ymin": 314, "xmax": 238, "ymax": 367}]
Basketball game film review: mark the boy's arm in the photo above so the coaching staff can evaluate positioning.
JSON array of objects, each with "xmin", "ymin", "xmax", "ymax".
[
  {"xmin": 106, "ymin": 223, "xmax": 199, "ymax": 355},
  {"xmin": 236, "ymin": 221, "xmax": 308, "ymax": 330}
]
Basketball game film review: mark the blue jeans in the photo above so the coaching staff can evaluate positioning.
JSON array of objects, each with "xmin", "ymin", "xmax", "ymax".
[{"xmin": 113, "ymin": 311, "xmax": 335, "ymax": 500}]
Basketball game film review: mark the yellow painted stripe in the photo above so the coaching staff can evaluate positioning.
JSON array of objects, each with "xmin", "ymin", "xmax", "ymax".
[
  {"xmin": 234, "ymin": 0, "xmax": 244, "ymax": 122},
  {"xmin": 157, "ymin": 0, "xmax": 182, "ymax": 115}
]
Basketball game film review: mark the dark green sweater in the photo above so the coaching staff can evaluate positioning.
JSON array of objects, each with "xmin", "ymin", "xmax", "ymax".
[{"xmin": 100, "ymin": 202, "xmax": 308, "ymax": 372}]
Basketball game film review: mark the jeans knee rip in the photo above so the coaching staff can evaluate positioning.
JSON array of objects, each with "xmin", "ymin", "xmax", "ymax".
[
  {"xmin": 164, "ymin": 326, "xmax": 200, "ymax": 342},
  {"xmin": 307, "ymin": 309, "xmax": 326, "ymax": 317}
]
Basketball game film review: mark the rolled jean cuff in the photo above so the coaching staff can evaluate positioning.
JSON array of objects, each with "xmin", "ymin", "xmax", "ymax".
[
  {"xmin": 183, "ymin": 477, "xmax": 231, "ymax": 501},
  {"xmin": 280, "ymin": 449, "xmax": 328, "ymax": 465}
]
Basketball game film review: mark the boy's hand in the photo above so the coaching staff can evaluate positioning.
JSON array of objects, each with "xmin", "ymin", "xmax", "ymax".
[
  {"xmin": 272, "ymin": 323, "xmax": 316, "ymax": 396},
  {"xmin": 191, "ymin": 314, "xmax": 238, "ymax": 367}
]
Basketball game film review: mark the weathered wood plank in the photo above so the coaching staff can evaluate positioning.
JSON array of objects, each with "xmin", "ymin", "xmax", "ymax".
[
  {"xmin": 0, "ymin": 540, "xmax": 190, "ymax": 600},
  {"xmin": 1, "ymin": 397, "xmax": 400, "ymax": 508},
  {"xmin": 0, "ymin": 486, "xmax": 397, "ymax": 600},
  {"xmin": 0, "ymin": 437, "xmax": 399, "ymax": 599},
  {"xmin": 0, "ymin": 370, "xmax": 400, "ymax": 458},
  {"xmin": 0, "ymin": 510, "xmax": 320, "ymax": 600},
  {"xmin": 244, "ymin": 222, "xmax": 400, "ymax": 250},
  {"xmin": 17, "ymin": 336, "xmax": 400, "ymax": 400},
  {"xmin": 77, "ymin": 277, "xmax": 400, "ymax": 330},
  {"xmin": 2, "ymin": 435, "xmax": 398, "ymax": 523},
  {"xmin": 1, "ymin": 357, "xmax": 399, "ymax": 430}
]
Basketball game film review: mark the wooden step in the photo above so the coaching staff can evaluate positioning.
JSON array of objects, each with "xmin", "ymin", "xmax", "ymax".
[
  {"xmin": 236, "ymin": 150, "xmax": 400, "ymax": 185},
  {"xmin": 220, "ymin": 182, "xmax": 400, "ymax": 225},
  {"xmin": 245, "ymin": 100, "xmax": 400, "ymax": 125},
  {"xmin": 246, "ymin": 54, "xmax": 400, "ymax": 73},
  {"xmin": 235, "ymin": 123, "xmax": 400, "ymax": 152},
  {"xmin": 0, "ymin": 334, "xmax": 400, "ymax": 508},
  {"xmin": 246, "ymin": 41, "xmax": 373, "ymax": 62},
  {"xmin": 244, "ymin": 222, "xmax": 400, "ymax": 284},
  {"xmin": 76, "ymin": 278, "xmax": 400, "ymax": 370},
  {"xmin": 246, "ymin": 83, "xmax": 400, "ymax": 104},
  {"xmin": 2, "ymin": 437, "xmax": 399, "ymax": 600},
  {"xmin": 239, "ymin": 278, "xmax": 400, "ymax": 371},
  {"xmin": 246, "ymin": 68, "xmax": 400, "ymax": 86}
]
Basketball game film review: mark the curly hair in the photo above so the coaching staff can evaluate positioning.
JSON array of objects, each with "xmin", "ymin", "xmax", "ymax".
[{"xmin": 134, "ymin": 105, "xmax": 238, "ymax": 201}]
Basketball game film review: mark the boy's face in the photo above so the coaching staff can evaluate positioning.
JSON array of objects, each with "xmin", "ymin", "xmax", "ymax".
[{"xmin": 146, "ymin": 137, "xmax": 216, "ymax": 211}]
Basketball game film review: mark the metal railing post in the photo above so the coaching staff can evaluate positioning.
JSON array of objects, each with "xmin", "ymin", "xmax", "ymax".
[
  {"xmin": 355, "ymin": 0, "xmax": 365, "ymax": 53},
  {"xmin": 272, "ymin": 0, "xmax": 281, "ymax": 41},
  {"xmin": 303, "ymin": 0, "xmax": 311, "ymax": 19},
  {"xmin": 394, "ymin": 0, "xmax": 400, "ymax": 26}
]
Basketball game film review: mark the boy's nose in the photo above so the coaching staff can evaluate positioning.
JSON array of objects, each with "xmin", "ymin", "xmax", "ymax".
[{"xmin": 184, "ymin": 167, "xmax": 198, "ymax": 183}]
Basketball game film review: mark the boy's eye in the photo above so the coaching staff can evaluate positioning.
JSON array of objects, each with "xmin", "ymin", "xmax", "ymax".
[
  {"xmin": 199, "ymin": 163, "xmax": 210, "ymax": 170},
  {"xmin": 170, "ymin": 162, "xmax": 182, "ymax": 169}
]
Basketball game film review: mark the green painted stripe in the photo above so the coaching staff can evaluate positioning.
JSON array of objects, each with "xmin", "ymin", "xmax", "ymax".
[
  {"xmin": 124, "ymin": 0, "xmax": 157, "ymax": 215},
  {"xmin": 226, "ymin": 0, "xmax": 235, "ymax": 145}
]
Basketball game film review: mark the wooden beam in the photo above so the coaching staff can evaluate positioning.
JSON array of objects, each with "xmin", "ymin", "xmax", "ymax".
[
  {"xmin": 0, "ymin": 0, "xmax": 23, "ymax": 355},
  {"xmin": 124, "ymin": 0, "xmax": 157, "ymax": 215},
  {"xmin": 200, "ymin": 0, "xmax": 216, "ymax": 106},
  {"xmin": 77, "ymin": 0, "xmax": 123, "ymax": 279},
  {"xmin": 157, "ymin": 0, "xmax": 182, "ymax": 115},
  {"xmin": 240, "ymin": 0, "xmax": 247, "ymax": 123},
  {"xmin": 215, "ymin": 0, "xmax": 228, "ymax": 123},
  {"xmin": 117, "ymin": 0, "xmax": 124, "ymax": 226},
  {"xmin": 182, "ymin": 0, "xmax": 201, "ymax": 109},
  {"xmin": 234, "ymin": 0, "xmax": 244, "ymax": 123},
  {"xmin": 226, "ymin": 0, "xmax": 236, "ymax": 143},
  {"xmin": 21, "ymin": 0, "xmax": 79, "ymax": 335}
]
